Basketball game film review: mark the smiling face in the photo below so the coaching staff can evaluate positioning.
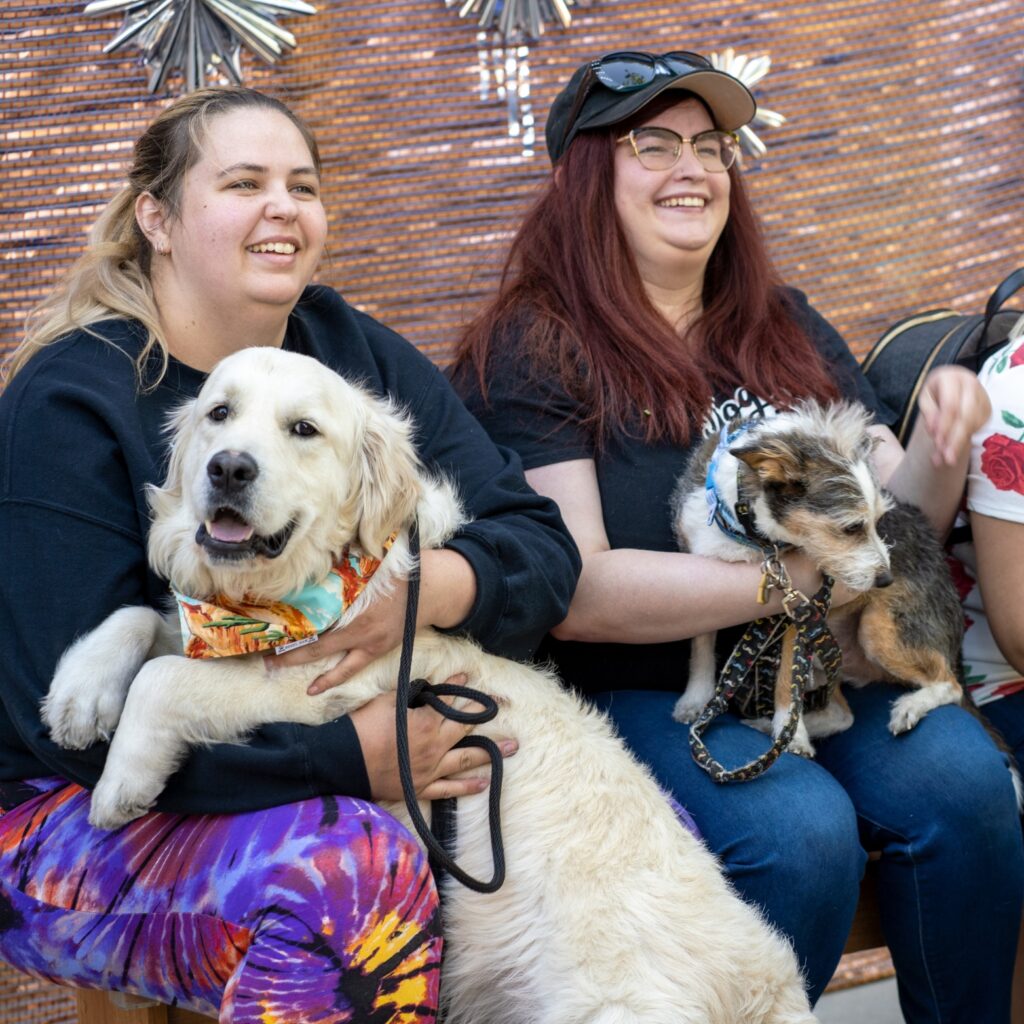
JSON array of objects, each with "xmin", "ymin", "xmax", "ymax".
[
  {"xmin": 159, "ymin": 106, "xmax": 327, "ymax": 320},
  {"xmin": 613, "ymin": 97, "xmax": 731, "ymax": 283}
]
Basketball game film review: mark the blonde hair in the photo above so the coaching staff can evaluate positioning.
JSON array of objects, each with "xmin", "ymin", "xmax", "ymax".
[{"xmin": 5, "ymin": 87, "xmax": 321, "ymax": 387}]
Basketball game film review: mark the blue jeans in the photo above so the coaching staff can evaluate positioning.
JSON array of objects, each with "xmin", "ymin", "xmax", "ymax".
[{"xmin": 592, "ymin": 684, "xmax": 1024, "ymax": 1022}]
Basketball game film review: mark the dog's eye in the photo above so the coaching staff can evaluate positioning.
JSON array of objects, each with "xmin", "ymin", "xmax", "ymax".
[
  {"xmin": 842, "ymin": 522, "xmax": 865, "ymax": 536},
  {"xmin": 208, "ymin": 405, "xmax": 230, "ymax": 422},
  {"xmin": 291, "ymin": 420, "xmax": 319, "ymax": 437}
]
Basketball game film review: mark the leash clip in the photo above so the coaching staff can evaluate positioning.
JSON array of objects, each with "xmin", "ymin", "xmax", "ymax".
[
  {"xmin": 756, "ymin": 548, "xmax": 787, "ymax": 605},
  {"xmin": 781, "ymin": 587, "xmax": 810, "ymax": 617},
  {"xmin": 757, "ymin": 548, "xmax": 808, "ymax": 616}
]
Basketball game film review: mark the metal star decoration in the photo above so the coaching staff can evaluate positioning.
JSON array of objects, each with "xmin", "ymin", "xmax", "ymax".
[
  {"xmin": 84, "ymin": 0, "xmax": 317, "ymax": 94},
  {"xmin": 446, "ymin": 0, "xmax": 578, "ymax": 44},
  {"xmin": 708, "ymin": 47, "xmax": 786, "ymax": 158}
]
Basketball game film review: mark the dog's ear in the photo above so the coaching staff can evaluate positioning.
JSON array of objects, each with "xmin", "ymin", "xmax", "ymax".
[
  {"xmin": 730, "ymin": 439, "xmax": 803, "ymax": 486},
  {"xmin": 146, "ymin": 397, "xmax": 198, "ymax": 535},
  {"xmin": 348, "ymin": 398, "xmax": 423, "ymax": 558}
]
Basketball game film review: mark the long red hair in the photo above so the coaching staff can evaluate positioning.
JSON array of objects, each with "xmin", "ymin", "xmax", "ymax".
[{"xmin": 452, "ymin": 93, "xmax": 840, "ymax": 444}]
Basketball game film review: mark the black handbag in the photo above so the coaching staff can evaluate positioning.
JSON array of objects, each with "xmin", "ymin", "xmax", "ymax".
[{"xmin": 862, "ymin": 267, "xmax": 1024, "ymax": 443}]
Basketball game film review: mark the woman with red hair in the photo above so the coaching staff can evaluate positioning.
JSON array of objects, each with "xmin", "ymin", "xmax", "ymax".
[{"xmin": 452, "ymin": 50, "xmax": 1022, "ymax": 1021}]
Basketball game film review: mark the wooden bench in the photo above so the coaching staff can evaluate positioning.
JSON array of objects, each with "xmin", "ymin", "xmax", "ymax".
[
  {"xmin": 74, "ymin": 990, "xmax": 211, "ymax": 1023},
  {"xmin": 843, "ymin": 853, "xmax": 884, "ymax": 954}
]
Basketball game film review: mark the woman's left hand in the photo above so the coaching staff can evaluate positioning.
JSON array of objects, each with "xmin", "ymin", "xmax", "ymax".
[
  {"xmin": 268, "ymin": 577, "xmax": 412, "ymax": 694},
  {"xmin": 916, "ymin": 364, "xmax": 991, "ymax": 466},
  {"xmin": 267, "ymin": 547, "xmax": 477, "ymax": 694}
]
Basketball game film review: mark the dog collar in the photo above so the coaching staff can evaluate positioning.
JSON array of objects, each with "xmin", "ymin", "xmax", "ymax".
[
  {"xmin": 172, "ymin": 533, "xmax": 397, "ymax": 659},
  {"xmin": 705, "ymin": 420, "xmax": 775, "ymax": 553}
]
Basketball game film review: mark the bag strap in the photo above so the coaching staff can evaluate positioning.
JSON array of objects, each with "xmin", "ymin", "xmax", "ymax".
[{"xmin": 983, "ymin": 267, "xmax": 1024, "ymax": 341}]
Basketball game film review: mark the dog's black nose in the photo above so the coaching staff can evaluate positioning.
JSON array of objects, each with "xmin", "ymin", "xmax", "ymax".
[
  {"xmin": 874, "ymin": 570, "xmax": 894, "ymax": 588},
  {"xmin": 207, "ymin": 450, "xmax": 258, "ymax": 494}
]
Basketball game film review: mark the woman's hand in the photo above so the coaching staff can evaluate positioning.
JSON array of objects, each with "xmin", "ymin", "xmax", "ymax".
[
  {"xmin": 874, "ymin": 366, "xmax": 991, "ymax": 537},
  {"xmin": 293, "ymin": 576, "xmax": 412, "ymax": 695},
  {"xmin": 917, "ymin": 364, "xmax": 991, "ymax": 467},
  {"xmin": 781, "ymin": 550, "xmax": 863, "ymax": 609},
  {"xmin": 349, "ymin": 678, "xmax": 518, "ymax": 802},
  {"xmin": 268, "ymin": 548, "xmax": 477, "ymax": 694}
]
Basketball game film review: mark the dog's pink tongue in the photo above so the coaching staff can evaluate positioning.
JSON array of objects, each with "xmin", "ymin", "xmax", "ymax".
[{"xmin": 207, "ymin": 515, "xmax": 254, "ymax": 543}]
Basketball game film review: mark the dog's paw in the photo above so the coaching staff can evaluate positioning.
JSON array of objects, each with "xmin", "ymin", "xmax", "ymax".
[
  {"xmin": 88, "ymin": 776, "xmax": 156, "ymax": 830},
  {"xmin": 42, "ymin": 681, "xmax": 124, "ymax": 750},
  {"xmin": 672, "ymin": 693, "xmax": 708, "ymax": 724},
  {"xmin": 888, "ymin": 683, "xmax": 961, "ymax": 735},
  {"xmin": 786, "ymin": 732, "xmax": 817, "ymax": 758},
  {"xmin": 785, "ymin": 719, "xmax": 817, "ymax": 758},
  {"xmin": 804, "ymin": 700, "xmax": 854, "ymax": 739},
  {"xmin": 777, "ymin": 713, "xmax": 816, "ymax": 758},
  {"xmin": 44, "ymin": 607, "xmax": 160, "ymax": 750},
  {"xmin": 888, "ymin": 694, "xmax": 927, "ymax": 734}
]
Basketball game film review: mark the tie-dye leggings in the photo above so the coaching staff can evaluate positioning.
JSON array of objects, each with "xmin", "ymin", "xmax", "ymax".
[{"xmin": 0, "ymin": 777, "xmax": 442, "ymax": 1022}]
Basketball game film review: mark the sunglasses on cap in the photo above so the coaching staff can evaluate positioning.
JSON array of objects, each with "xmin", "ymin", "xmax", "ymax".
[{"xmin": 591, "ymin": 50, "xmax": 714, "ymax": 92}]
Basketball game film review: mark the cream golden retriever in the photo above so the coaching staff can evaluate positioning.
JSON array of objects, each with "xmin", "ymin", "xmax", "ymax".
[{"xmin": 43, "ymin": 347, "xmax": 817, "ymax": 1024}]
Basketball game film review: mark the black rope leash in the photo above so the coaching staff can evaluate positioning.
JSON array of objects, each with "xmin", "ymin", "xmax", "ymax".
[
  {"xmin": 688, "ymin": 557, "xmax": 842, "ymax": 784},
  {"xmin": 394, "ymin": 520, "xmax": 507, "ymax": 893}
]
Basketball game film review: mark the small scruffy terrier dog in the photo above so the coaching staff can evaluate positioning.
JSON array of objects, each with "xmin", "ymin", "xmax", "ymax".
[{"xmin": 671, "ymin": 400, "xmax": 966, "ymax": 757}]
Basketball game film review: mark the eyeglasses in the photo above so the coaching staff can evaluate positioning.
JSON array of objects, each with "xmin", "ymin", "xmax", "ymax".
[
  {"xmin": 591, "ymin": 50, "xmax": 713, "ymax": 92},
  {"xmin": 617, "ymin": 127, "xmax": 740, "ymax": 173}
]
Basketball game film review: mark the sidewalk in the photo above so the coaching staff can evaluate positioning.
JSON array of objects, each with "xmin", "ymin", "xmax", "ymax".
[{"xmin": 817, "ymin": 977, "xmax": 903, "ymax": 1023}]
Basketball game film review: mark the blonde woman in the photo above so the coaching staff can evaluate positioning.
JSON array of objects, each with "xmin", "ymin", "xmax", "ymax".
[{"xmin": 0, "ymin": 87, "xmax": 578, "ymax": 1022}]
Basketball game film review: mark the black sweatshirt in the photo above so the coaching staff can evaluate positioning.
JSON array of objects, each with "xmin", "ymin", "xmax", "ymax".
[{"xmin": 0, "ymin": 284, "xmax": 580, "ymax": 812}]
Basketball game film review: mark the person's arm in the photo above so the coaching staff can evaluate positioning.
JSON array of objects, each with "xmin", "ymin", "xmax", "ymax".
[
  {"xmin": 414, "ymin": 356, "xmax": 582, "ymax": 653},
  {"xmin": 525, "ymin": 459, "xmax": 832, "ymax": 644},
  {"xmin": 870, "ymin": 365, "xmax": 991, "ymax": 537},
  {"xmin": 971, "ymin": 513, "xmax": 1024, "ymax": 675}
]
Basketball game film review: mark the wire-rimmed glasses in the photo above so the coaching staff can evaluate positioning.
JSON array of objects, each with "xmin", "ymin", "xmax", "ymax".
[{"xmin": 617, "ymin": 127, "xmax": 740, "ymax": 173}]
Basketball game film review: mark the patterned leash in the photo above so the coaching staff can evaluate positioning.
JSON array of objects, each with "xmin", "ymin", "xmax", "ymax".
[{"xmin": 689, "ymin": 551, "xmax": 842, "ymax": 783}]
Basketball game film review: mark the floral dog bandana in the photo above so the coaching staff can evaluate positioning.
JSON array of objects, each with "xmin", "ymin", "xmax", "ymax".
[{"xmin": 173, "ymin": 535, "xmax": 397, "ymax": 659}]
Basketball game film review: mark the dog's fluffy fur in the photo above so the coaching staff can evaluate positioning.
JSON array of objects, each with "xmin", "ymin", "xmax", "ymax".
[
  {"xmin": 43, "ymin": 348, "xmax": 816, "ymax": 1024},
  {"xmin": 671, "ymin": 401, "xmax": 967, "ymax": 755}
]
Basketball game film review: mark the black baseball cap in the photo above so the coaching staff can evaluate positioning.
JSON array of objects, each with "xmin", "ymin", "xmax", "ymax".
[{"xmin": 545, "ymin": 51, "xmax": 756, "ymax": 164}]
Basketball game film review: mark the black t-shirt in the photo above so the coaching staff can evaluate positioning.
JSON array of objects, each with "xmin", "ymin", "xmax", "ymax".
[
  {"xmin": 453, "ymin": 288, "xmax": 895, "ymax": 697},
  {"xmin": 0, "ymin": 284, "xmax": 580, "ymax": 811}
]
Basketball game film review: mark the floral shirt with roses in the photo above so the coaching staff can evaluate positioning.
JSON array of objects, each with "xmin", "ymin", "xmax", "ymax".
[{"xmin": 949, "ymin": 321, "xmax": 1024, "ymax": 705}]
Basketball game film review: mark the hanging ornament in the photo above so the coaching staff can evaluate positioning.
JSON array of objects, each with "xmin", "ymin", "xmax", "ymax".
[
  {"xmin": 83, "ymin": 0, "xmax": 317, "ymax": 95},
  {"xmin": 708, "ymin": 47, "xmax": 786, "ymax": 158},
  {"xmin": 448, "ymin": 0, "xmax": 577, "ymax": 45},
  {"xmin": 475, "ymin": 35, "xmax": 536, "ymax": 157},
  {"xmin": 453, "ymin": 1, "xmax": 589, "ymax": 154}
]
